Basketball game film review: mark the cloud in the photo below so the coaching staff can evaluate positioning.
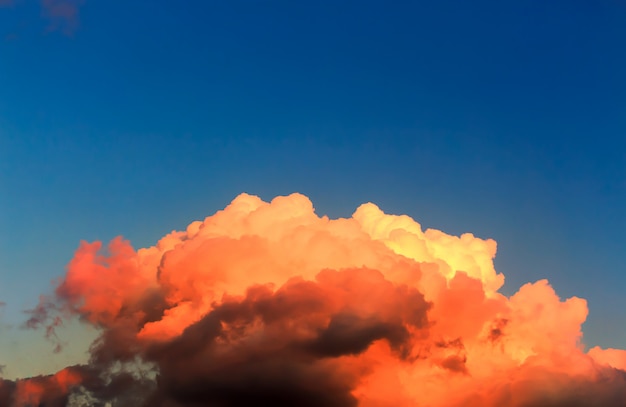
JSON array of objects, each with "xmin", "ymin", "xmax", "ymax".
[
  {"xmin": 0, "ymin": 0, "xmax": 83, "ymax": 35},
  {"xmin": 41, "ymin": 0, "xmax": 83, "ymax": 35},
  {"xmin": 0, "ymin": 367, "xmax": 81, "ymax": 406},
  {"xmin": 139, "ymin": 268, "xmax": 428, "ymax": 406},
  {"xmin": 8, "ymin": 192, "xmax": 626, "ymax": 406}
]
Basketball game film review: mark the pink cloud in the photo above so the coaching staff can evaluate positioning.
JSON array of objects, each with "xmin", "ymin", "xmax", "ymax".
[{"xmin": 41, "ymin": 0, "xmax": 84, "ymax": 35}]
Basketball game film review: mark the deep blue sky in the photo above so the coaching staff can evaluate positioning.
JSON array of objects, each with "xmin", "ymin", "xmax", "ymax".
[{"xmin": 1, "ymin": 0, "xmax": 625, "ymax": 377}]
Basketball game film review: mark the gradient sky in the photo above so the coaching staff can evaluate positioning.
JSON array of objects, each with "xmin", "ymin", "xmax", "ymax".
[{"xmin": 0, "ymin": 0, "xmax": 625, "ymax": 379}]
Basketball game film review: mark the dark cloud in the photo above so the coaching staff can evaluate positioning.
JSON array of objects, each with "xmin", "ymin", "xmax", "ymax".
[
  {"xmin": 0, "ymin": 380, "xmax": 16, "ymax": 406},
  {"xmin": 304, "ymin": 312, "xmax": 410, "ymax": 358},
  {"xmin": 488, "ymin": 318, "xmax": 508, "ymax": 342},
  {"xmin": 140, "ymin": 269, "xmax": 430, "ymax": 407}
]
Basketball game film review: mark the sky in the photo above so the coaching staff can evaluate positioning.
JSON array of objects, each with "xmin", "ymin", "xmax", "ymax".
[{"xmin": 0, "ymin": 0, "xmax": 625, "ymax": 405}]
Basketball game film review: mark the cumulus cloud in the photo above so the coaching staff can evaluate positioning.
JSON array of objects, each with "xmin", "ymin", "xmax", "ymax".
[{"xmin": 5, "ymin": 192, "xmax": 626, "ymax": 406}]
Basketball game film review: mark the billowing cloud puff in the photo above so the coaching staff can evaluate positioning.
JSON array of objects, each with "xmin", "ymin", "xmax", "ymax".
[{"xmin": 4, "ymin": 193, "xmax": 626, "ymax": 406}]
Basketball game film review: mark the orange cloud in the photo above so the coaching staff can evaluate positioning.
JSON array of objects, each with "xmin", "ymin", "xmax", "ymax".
[
  {"xmin": 1, "ymin": 367, "xmax": 81, "ymax": 406},
  {"xmin": 12, "ymin": 193, "xmax": 626, "ymax": 406}
]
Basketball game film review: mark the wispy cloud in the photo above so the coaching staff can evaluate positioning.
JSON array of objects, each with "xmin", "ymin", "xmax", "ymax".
[
  {"xmin": 41, "ymin": 0, "xmax": 84, "ymax": 35},
  {"xmin": 0, "ymin": 0, "xmax": 84, "ymax": 35}
]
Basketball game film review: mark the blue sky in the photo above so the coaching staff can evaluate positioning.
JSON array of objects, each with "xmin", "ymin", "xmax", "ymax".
[{"xmin": 0, "ymin": 0, "xmax": 625, "ymax": 378}]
